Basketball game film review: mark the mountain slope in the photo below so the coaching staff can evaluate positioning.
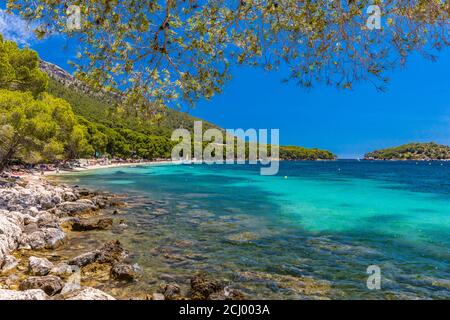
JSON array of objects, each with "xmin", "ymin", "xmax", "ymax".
[
  {"xmin": 40, "ymin": 60, "xmax": 336, "ymax": 160},
  {"xmin": 41, "ymin": 60, "xmax": 221, "ymax": 136}
]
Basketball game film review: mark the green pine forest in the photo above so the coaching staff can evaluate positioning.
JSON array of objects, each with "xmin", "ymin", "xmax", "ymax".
[
  {"xmin": 364, "ymin": 143, "xmax": 450, "ymax": 160},
  {"xmin": 0, "ymin": 35, "xmax": 336, "ymax": 171}
]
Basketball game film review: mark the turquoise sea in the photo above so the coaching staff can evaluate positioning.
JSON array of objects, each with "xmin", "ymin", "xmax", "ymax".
[{"xmin": 58, "ymin": 161, "xmax": 450, "ymax": 299}]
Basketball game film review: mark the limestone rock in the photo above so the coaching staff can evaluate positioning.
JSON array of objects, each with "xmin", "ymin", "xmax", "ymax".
[
  {"xmin": 43, "ymin": 227, "xmax": 66, "ymax": 249},
  {"xmin": 19, "ymin": 275, "xmax": 64, "ymax": 296},
  {"xmin": 21, "ymin": 227, "xmax": 66, "ymax": 250},
  {"xmin": 77, "ymin": 189, "xmax": 94, "ymax": 197},
  {"xmin": 68, "ymin": 251, "xmax": 99, "ymax": 267},
  {"xmin": 108, "ymin": 199, "xmax": 126, "ymax": 208},
  {"xmin": 60, "ymin": 282, "xmax": 82, "ymax": 295},
  {"xmin": 57, "ymin": 200, "xmax": 97, "ymax": 216},
  {"xmin": 96, "ymin": 240, "xmax": 128, "ymax": 264},
  {"xmin": 23, "ymin": 214, "xmax": 38, "ymax": 225},
  {"xmin": 163, "ymin": 283, "xmax": 181, "ymax": 300},
  {"xmin": 1, "ymin": 255, "xmax": 19, "ymax": 274},
  {"xmin": 20, "ymin": 232, "xmax": 46, "ymax": 250},
  {"xmin": 190, "ymin": 272, "xmax": 224, "ymax": 300},
  {"xmin": 71, "ymin": 218, "xmax": 113, "ymax": 231},
  {"xmin": 226, "ymin": 231, "xmax": 259, "ymax": 244},
  {"xmin": 152, "ymin": 293, "xmax": 165, "ymax": 300},
  {"xmin": 0, "ymin": 212, "xmax": 23, "ymax": 258},
  {"xmin": 50, "ymin": 263, "xmax": 77, "ymax": 277},
  {"xmin": 0, "ymin": 289, "xmax": 48, "ymax": 300},
  {"xmin": 209, "ymin": 287, "xmax": 246, "ymax": 300},
  {"xmin": 29, "ymin": 256, "xmax": 54, "ymax": 276},
  {"xmin": 64, "ymin": 287, "xmax": 116, "ymax": 300},
  {"xmin": 110, "ymin": 263, "xmax": 140, "ymax": 282},
  {"xmin": 62, "ymin": 191, "xmax": 78, "ymax": 202},
  {"xmin": 68, "ymin": 240, "xmax": 128, "ymax": 267}
]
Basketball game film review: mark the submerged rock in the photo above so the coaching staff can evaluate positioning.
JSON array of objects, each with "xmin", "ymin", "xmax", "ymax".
[
  {"xmin": 50, "ymin": 263, "xmax": 77, "ymax": 277},
  {"xmin": 190, "ymin": 272, "xmax": 224, "ymax": 300},
  {"xmin": 110, "ymin": 263, "xmax": 140, "ymax": 282},
  {"xmin": 19, "ymin": 275, "xmax": 64, "ymax": 296},
  {"xmin": 163, "ymin": 283, "xmax": 181, "ymax": 300},
  {"xmin": 234, "ymin": 271, "xmax": 331, "ymax": 299},
  {"xmin": 3, "ymin": 273, "xmax": 20, "ymax": 288},
  {"xmin": 68, "ymin": 251, "xmax": 99, "ymax": 268},
  {"xmin": 117, "ymin": 219, "xmax": 128, "ymax": 228},
  {"xmin": 62, "ymin": 191, "xmax": 78, "ymax": 202},
  {"xmin": 76, "ymin": 189, "xmax": 91, "ymax": 197},
  {"xmin": 225, "ymin": 232, "xmax": 259, "ymax": 244},
  {"xmin": 0, "ymin": 288, "xmax": 49, "ymax": 300},
  {"xmin": 92, "ymin": 195, "xmax": 111, "ymax": 209},
  {"xmin": 307, "ymin": 237, "xmax": 380, "ymax": 256},
  {"xmin": 71, "ymin": 218, "xmax": 113, "ymax": 231},
  {"xmin": 96, "ymin": 240, "xmax": 128, "ymax": 264},
  {"xmin": 209, "ymin": 287, "xmax": 246, "ymax": 300},
  {"xmin": 57, "ymin": 200, "xmax": 97, "ymax": 216},
  {"xmin": 28, "ymin": 256, "xmax": 54, "ymax": 276},
  {"xmin": 108, "ymin": 199, "xmax": 126, "ymax": 208},
  {"xmin": 59, "ymin": 217, "xmax": 81, "ymax": 229},
  {"xmin": 158, "ymin": 273, "xmax": 178, "ymax": 283},
  {"xmin": 68, "ymin": 240, "xmax": 128, "ymax": 268},
  {"xmin": 59, "ymin": 266, "xmax": 81, "ymax": 295}
]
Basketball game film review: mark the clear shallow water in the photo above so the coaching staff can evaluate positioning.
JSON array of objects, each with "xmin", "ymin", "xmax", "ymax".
[{"xmin": 58, "ymin": 161, "xmax": 450, "ymax": 299}]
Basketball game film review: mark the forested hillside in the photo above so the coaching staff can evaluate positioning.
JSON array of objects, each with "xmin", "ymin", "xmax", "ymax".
[
  {"xmin": 44, "ymin": 63, "xmax": 221, "ymax": 136},
  {"xmin": 279, "ymin": 146, "xmax": 336, "ymax": 160},
  {"xmin": 44, "ymin": 61, "xmax": 337, "ymax": 162},
  {"xmin": 365, "ymin": 143, "xmax": 450, "ymax": 160},
  {"xmin": 0, "ymin": 35, "xmax": 336, "ymax": 171}
]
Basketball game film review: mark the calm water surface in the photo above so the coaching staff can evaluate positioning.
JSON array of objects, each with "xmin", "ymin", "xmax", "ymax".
[{"xmin": 57, "ymin": 161, "xmax": 450, "ymax": 299}]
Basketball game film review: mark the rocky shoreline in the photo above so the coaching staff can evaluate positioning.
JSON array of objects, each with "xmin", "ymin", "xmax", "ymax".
[
  {"xmin": 0, "ymin": 173, "xmax": 246, "ymax": 300},
  {"xmin": 0, "ymin": 174, "xmax": 127, "ymax": 299}
]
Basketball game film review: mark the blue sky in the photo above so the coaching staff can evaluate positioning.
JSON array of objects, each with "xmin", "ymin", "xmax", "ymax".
[
  {"xmin": 192, "ymin": 57, "xmax": 450, "ymax": 158},
  {"xmin": 1, "ymin": 9, "xmax": 449, "ymax": 158}
]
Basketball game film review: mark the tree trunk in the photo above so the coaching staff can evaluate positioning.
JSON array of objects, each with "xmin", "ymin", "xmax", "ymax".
[
  {"xmin": 0, "ymin": 149, "xmax": 14, "ymax": 172},
  {"xmin": 0, "ymin": 143, "xmax": 19, "ymax": 173}
]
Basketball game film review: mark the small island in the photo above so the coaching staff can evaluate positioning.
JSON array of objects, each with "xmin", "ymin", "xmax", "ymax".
[{"xmin": 364, "ymin": 142, "xmax": 450, "ymax": 160}]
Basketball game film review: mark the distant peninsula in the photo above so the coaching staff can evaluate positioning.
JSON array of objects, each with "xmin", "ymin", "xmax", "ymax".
[
  {"xmin": 279, "ymin": 146, "xmax": 336, "ymax": 161},
  {"xmin": 364, "ymin": 142, "xmax": 450, "ymax": 160}
]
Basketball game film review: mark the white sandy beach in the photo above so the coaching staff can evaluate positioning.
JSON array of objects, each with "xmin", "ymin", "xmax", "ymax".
[{"xmin": 44, "ymin": 160, "xmax": 181, "ymax": 176}]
